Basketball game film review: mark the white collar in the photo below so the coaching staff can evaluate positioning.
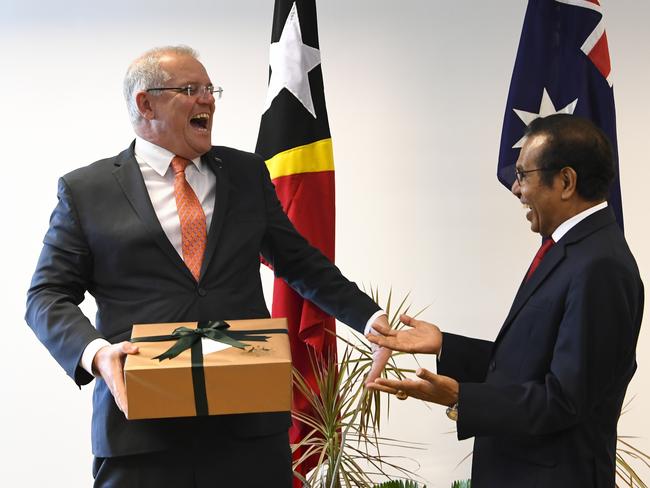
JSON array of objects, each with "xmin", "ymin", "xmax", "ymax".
[
  {"xmin": 552, "ymin": 201, "xmax": 608, "ymax": 242},
  {"xmin": 134, "ymin": 136, "xmax": 205, "ymax": 176}
]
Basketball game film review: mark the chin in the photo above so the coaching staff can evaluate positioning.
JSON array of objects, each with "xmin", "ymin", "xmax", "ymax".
[
  {"xmin": 199, "ymin": 143, "xmax": 212, "ymax": 153},
  {"xmin": 190, "ymin": 142, "xmax": 212, "ymax": 157}
]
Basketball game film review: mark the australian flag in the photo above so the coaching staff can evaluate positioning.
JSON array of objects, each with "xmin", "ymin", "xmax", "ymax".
[{"xmin": 498, "ymin": 0, "xmax": 623, "ymax": 230}]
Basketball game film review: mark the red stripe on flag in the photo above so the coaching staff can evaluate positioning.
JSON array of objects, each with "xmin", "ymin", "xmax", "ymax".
[
  {"xmin": 588, "ymin": 31, "xmax": 611, "ymax": 79},
  {"xmin": 271, "ymin": 170, "xmax": 336, "ymax": 486},
  {"xmin": 273, "ymin": 170, "xmax": 335, "ymax": 263}
]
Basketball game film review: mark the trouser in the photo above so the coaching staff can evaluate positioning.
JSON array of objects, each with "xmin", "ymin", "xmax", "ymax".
[{"xmin": 92, "ymin": 430, "xmax": 292, "ymax": 488}]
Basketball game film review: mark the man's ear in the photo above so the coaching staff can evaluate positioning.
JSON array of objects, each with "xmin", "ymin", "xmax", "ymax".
[
  {"xmin": 559, "ymin": 166, "xmax": 578, "ymax": 200},
  {"xmin": 135, "ymin": 92, "xmax": 155, "ymax": 120}
]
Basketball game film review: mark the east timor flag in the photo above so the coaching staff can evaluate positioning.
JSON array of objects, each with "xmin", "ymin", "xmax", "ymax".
[{"xmin": 255, "ymin": 1, "xmax": 336, "ymax": 484}]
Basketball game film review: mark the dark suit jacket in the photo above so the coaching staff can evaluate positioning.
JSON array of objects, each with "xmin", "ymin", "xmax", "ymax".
[
  {"xmin": 438, "ymin": 208, "xmax": 644, "ymax": 487},
  {"xmin": 26, "ymin": 143, "xmax": 379, "ymax": 458}
]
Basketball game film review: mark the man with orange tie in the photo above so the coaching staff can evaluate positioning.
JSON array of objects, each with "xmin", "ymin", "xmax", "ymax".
[
  {"xmin": 367, "ymin": 114, "xmax": 644, "ymax": 487},
  {"xmin": 25, "ymin": 45, "xmax": 390, "ymax": 487}
]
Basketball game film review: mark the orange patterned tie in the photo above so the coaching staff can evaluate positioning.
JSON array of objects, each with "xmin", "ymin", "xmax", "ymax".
[{"xmin": 171, "ymin": 156, "xmax": 207, "ymax": 281}]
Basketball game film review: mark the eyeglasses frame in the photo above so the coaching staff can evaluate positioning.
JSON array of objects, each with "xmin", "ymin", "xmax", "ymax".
[
  {"xmin": 514, "ymin": 167, "xmax": 560, "ymax": 184},
  {"xmin": 145, "ymin": 84, "xmax": 223, "ymax": 99}
]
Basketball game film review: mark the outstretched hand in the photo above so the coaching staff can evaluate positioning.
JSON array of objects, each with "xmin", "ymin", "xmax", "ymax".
[
  {"xmin": 92, "ymin": 341, "xmax": 139, "ymax": 415},
  {"xmin": 366, "ymin": 314, "xmax": 443, "ymax": 356},
  {"xmin": 366, "ymin": 367, "xmax": 459, "ymax": 407}
]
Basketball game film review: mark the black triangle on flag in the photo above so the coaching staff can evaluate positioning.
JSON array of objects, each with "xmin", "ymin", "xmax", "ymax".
[{"xmin": 256, "ymin": 0, "xmax": 332, "ymax": 160}]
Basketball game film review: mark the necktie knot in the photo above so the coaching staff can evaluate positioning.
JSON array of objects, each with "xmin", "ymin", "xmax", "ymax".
[{"xmin": 171, "ymin": 156, "xmax": 192, "ymax": 176}]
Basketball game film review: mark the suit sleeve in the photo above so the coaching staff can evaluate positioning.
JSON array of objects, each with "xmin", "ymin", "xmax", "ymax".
[
  {"xmin": 257, "ymin": 161, "xmax": 380, "ymax": 333},
  {"xmin": 456, "ymin": 256, "xmax": 642, "ymax": 439},
  {"xmin": 25, "ymin": 178, "xmax": 102, "ymax": 386},
  {"xmin": 437, "ymin": 332, "xmax": 493, "ymax": 383}
]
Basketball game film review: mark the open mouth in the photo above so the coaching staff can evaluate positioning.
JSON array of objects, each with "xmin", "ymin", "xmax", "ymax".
[{"xmin": 190, "ymin": 113, "xmax": 210, "ymax": 131}]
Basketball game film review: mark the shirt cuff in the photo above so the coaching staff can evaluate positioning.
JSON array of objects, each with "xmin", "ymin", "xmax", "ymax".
[
  {"xmin": 364, "ymin": 310, "xmax": 387, "ymax": 335},
  {"xmin": 80, "ymin": 338, "xmax": 111, "ymax": 376}
]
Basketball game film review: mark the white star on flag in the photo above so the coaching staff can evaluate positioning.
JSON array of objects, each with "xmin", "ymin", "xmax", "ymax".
[
  {"xmin": 512, "ymin": 88, "xmax": 578, "ymax": 148},
  {"xmin": 263, "ymin": 2, "xmax": 321, "ymax": 118}
]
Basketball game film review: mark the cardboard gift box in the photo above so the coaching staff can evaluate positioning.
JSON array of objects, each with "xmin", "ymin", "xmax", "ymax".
[{"xmin": 124, "ymin": 318, "xmax": 292, "ymax": 420}]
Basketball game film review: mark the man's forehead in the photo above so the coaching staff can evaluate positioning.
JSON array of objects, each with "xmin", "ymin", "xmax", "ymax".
[
  {"xmin": 525, "ymin": 133, "xmax": 548, "ymax": 151},
  {"xmin": 518, "ymin": 133, "xmax": 548, "ymax": 167},
  {"xmin": 160, "ymin": 54, "xmax": 210, "ymax": 80}
]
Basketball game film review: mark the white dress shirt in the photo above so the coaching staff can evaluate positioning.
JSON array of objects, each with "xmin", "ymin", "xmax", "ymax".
[
  {"xmin": 135, "ymin": 136, "xmax": 216, "ymax": 257},
  {"xmin": 552, "ymin": 201, "xmax": 607, "ymax": 242}
]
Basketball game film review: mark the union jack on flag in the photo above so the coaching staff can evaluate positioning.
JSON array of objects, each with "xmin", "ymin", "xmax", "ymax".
[{"xmin": 498, "ymin": 0, "xmax": 623, "ymax": 230}]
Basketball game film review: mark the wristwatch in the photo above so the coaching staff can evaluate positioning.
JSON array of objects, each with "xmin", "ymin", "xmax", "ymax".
[{"xmin": 446, "ymin": 402, "xmax": 458, "ymax": 421}]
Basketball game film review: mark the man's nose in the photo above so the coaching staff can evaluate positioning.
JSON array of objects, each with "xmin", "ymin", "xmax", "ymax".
[
  {"xmin": 511, "ymin": 177, "xmax": 521, "ymax": 197},
  {"xmin": 198, "ymin": 92, "xmax": 215, "ymax": 104},
  {"xmin": 197, "ymin": 86, "xmax": 215, "ymax": 103}
]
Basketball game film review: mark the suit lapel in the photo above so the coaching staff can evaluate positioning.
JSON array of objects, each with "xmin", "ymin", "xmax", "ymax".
[
  {"xmin": 112, "ymin": 143, "xmax": 192, "ymax": 279},
  {"xmin": 494, "ymin": 244, "xmax": 565, "ymax": 345},
  {"xmin": 199, "ymin": 150, "xmax": 230, "ymax": 279},
  {"xmin": 493, "ymin": 207, "xmax": 616, "ymax": 347}
]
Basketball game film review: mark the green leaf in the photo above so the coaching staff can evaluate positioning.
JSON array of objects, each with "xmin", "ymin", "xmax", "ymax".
[{"xmin": 450, "ymin": 481, "xmax": 471, "ymax": 488}]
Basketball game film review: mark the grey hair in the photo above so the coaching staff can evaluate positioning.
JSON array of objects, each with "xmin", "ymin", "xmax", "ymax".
[{"xmin": 123, "ymin": 45, "xmax": 199, "ymax": 125}]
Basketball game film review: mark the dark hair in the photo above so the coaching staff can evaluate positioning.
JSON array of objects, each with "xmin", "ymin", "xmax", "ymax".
[{"xmin": 524, "ymin": 114, "xmax": 615, "ymax": 201}]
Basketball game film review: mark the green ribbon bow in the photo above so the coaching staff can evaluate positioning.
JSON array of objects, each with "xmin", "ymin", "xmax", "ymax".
[{"xmin": 131, "ymin": 320, "xmax": 249, "ymax": 361}]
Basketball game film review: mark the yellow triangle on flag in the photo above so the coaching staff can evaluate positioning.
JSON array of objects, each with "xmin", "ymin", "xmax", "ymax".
[{"xmin": 265, "ymin": 138, "xmax": 334, "ymax": 180}]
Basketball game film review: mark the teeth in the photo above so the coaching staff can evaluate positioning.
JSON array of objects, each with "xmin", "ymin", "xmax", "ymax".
[{"xmin": 192, "ymin": 113, "xmax": 210, "ymax": 120}]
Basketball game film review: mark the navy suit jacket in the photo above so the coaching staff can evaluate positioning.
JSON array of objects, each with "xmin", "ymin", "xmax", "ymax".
[
  {"xmin": 26, "ymin": 143, "xmax": 379, "ymax": 457},
  {"xmin": 438, "ymin": 208, "xmax": 644, "ymax": 487}
]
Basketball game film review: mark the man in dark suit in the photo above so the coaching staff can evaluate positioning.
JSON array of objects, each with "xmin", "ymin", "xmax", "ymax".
[
  {"xmin": 367, "ymin": 114, "xmax": 644, "ymax": 487},
  {"xmin": 25, "ymin": 45, "xmax": 390, "ymax": 487}
]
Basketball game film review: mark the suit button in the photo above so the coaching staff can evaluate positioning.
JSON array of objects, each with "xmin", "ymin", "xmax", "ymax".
[
  {"xmin": 197, "ymin": 287, "xmax": 207, "ymax": 297},
  {"xmin": 489, "ymin": 360, "xmax": 496, "ymax": 371}
]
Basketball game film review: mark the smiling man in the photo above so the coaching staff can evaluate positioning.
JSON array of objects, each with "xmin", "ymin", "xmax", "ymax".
[
  {"xmin": 25, "ymin": 46, "xmax": 390, "ymax": 488},
  {"xmin": 367, "ymin": 114, "xmax": 644, "ymax": 487}
]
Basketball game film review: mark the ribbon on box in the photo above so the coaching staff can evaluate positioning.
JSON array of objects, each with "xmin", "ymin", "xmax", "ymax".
[{"xmin": 130, "ymin": 320, "xmax": 287, "ymax": 416}]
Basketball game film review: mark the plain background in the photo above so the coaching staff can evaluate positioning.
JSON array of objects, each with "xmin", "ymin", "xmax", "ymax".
[{"xmin": 1, "ymin": 1, "xmax": 648, "ymax": 486}]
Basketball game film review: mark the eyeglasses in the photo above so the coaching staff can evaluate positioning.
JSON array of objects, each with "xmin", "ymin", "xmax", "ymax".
[
  {"xmin": 514, "ymin": 167, "xmax": 557, "ymax": 184},
  {"xmin": 146, "ymin": 84, "xmax": 223, "ymax": 99}
]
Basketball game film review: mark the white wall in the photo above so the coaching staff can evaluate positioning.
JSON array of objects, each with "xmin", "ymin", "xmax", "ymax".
[{"xmin": 1, "ymin": 1, "xmax": 648, "ymax": 486}]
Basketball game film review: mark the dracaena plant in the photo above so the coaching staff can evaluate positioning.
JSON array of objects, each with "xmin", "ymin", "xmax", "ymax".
[{"xmin": 291, "ymin": 287, "xmax": 428, "ymax": 488}]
